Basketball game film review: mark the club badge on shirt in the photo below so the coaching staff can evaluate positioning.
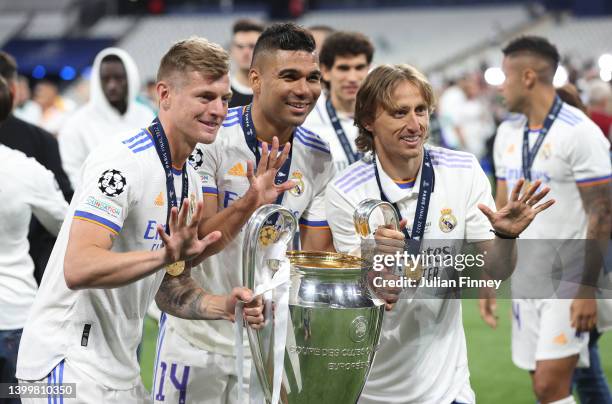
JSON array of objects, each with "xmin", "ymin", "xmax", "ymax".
[
  {"xmin": 438, "ymin": 208, "xmax": 457, "ymax": 233},
  {"xmin": 289, "ymin": 170, "xmax": 305, "ymax": 197}
]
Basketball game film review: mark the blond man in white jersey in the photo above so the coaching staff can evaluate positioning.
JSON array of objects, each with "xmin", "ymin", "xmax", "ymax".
[
  {"xmin": 154, "ymin": 22, "xmax": 336, "ymax": 404},
  {"xmin": 326, "ymin": 64, "xmax": 553, "ymax": 404},
  {"xmin": 14, "ymin": 37, "xmax": 294, "ymax": 403},
  {"xmin": 480, "ymin": 36, "xmax": 612, "ymax": 404}
]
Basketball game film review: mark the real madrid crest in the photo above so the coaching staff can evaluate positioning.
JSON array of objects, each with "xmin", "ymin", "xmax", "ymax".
[
  {"xmin": 438, "ymin": 208, "xmax": 457, "ymax": 233},
  {"xmin": 288, "ymin": 170, "xmax": 305, "ymax": 197},
  {"xmin": 259, "ymin": 225, "xmax": 278, "ymax": 247}
]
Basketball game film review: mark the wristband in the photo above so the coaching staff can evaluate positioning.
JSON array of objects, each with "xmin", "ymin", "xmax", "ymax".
[{"xmin": 490, "ymin": 229, "xmax": 518, "ymax": 239}]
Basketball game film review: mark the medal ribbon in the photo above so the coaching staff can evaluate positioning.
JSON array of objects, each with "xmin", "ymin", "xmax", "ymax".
[
  {"xmin": 325, "ymin": 97, "xmax": 362, "ymax": 164},
  {"xmin": 373, "ymin": 148, "xmax": 435, "ymax": 253},
  {"xmin": 148, "ymin": 117, "xmax": 189, "ymax": 235},
  {"xmin": 241, "ymin": 104, "xmax": 294, "ymax": 206},
  {"xmin": 522, "ymin": 95, "xmax": 563, "ymax": 181}
]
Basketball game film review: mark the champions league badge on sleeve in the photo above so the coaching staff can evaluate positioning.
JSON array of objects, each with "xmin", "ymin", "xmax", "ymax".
[
  {"xmin": 438, "ymin": 208, "xmax": 457, "ymax": 233},
  {"xmin": 288, "ymin": 170, "xmax": 305, "ymax": 197},
  {"xmin": 188, "ymin": 146, "xmax": 205, "ymax": 170},
  {"xmin": 98, "ymin": 169, "xmax": 126, "ymax": 198}
]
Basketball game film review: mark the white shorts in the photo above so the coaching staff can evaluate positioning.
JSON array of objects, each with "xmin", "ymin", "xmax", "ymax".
[
  {"xmin": 153, "ymin": 320, "xmax": 251, "ymax": 404},
  {"xmin": 19, "ymin": 358, "xmax": 150, "ymax": 404},
  {"xmin": 511, "ymin": 299, "xmax": 590, "ymax": 371}
]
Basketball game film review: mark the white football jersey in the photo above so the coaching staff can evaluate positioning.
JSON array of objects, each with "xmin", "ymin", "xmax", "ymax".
[
  {"xmin": 494, "ymin": 103, "xmax": 611, "ymax": 298},
  {"xmin": 0, "ymin": 145, "xmax": 67, "ymax": 330},
  {"xmin": 326, "ymin": 146, "xmax": 495, "ymax": 404},
  {"xmin": 494, "ymin": 104, "xmax": 611, "ymax": 239},
  {"xmin": 17, "ymin": 128, "xmax": 202, "ymax": 389},
  {"xmin": 168, "ymin": 106, "xmax": 335, "ymax": 356},
  {"xmin": 302, "ymin": 94, "xmax": 360, "ymax": 173}
]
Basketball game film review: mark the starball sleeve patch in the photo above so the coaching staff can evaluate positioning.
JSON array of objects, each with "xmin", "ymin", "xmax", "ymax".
[{"xmin": 98, "ymin": 169, "xmax": 127, "ymax": 198}]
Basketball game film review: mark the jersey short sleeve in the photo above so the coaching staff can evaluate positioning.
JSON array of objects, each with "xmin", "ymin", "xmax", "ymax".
[
  {"xmin": 325, "ymin": 183, "xmax": 361, "ymax": 253},
  {"xmin": 567, "ymin": 122, "xmax": 612, "ymax": 187},
  {"xmin": 21, "ymin": 157, "xmax": 68, "ymax": 235},
  {"xmin": 465, "ymin": 157, "xmax": 496, "ymax": 241},
  {"xmin": 72, "ymin": 147, "xmax": 141, "ymax": 235},
  {"xmin": 299, "ymin": 158, "xmax": 335, "ymax": 229},
  {"xmin": 189, "ymin": 143, "xmax": 219, "ymax": 199}
]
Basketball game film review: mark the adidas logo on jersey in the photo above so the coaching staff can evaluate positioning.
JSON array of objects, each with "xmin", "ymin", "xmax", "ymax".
[
  {"xmin": 228, "ymin": 163, "xmax": 246, "ymax": 177},
  {"xmin": 154, "ymin": 192, "xmax": 164, "ymax": 206}
]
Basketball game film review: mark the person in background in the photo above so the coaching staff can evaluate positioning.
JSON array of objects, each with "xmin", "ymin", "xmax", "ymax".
[
  {"xmin": 556, "ymin": 82, "xmax": 612, "ymax": 404},
  {"xmin": 58, "ymin": 48, "xmax": 155, "ymax": 189},
  {"xmin": 32, "ymin": 80, "xmax": 74, "ymax": 135},
  {"xmin": 308, "ymin": 24, "xmax": 335, "ymax": 56},
  {"xmin": 0, "ymin": 51, "xmax": 73, "ymax": 285},
  {"xmin": 12, "ymin": 75, "xmax": 41, "ymax": 125},
  {"xmin": 585, "ymin": 79, "xmax": 612, "ymax": 143},
  {"xmin": 0, "ymin": 75, "xmax": 68, "ymax": 404},
  {"xmin": 228, "ymin": 19, "xmax": 264, "ymax": 108},
  {"xmin": 302, "ymin": 30, "xmax": 374, "ymax": 172}
]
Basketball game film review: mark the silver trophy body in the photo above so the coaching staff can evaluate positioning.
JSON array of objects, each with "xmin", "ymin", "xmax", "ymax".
[{"xmin": 243, "ymin": 204, "xmax": 385, "ymax": 404}]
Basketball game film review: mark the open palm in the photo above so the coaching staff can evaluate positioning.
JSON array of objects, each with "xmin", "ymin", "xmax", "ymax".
[
  {"xmin": 245, "ymin": 136, "xmax": 296, "ymax": 207},
  {"xmin": 478, "ymin": 179, "xmax": 555, "ymax": 237}
]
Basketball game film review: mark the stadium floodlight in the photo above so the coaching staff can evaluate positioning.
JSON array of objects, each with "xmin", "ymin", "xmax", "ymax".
[
  {"xmin": 32, "ymin": 65, "xmax": 46, "ymax": 79},
  {"xmin": 60, "ymin": 66, "xmax": 76, "ymax": 81},
  {"xmin": 600, "ymin": 69, "xmax": 612, "ymax": 82},
  {"xmin": 553, "ymin": 65, "xmax": 568, "ymax": 88},
  {"xmin": 598, "ymin": 53, "xmax": 612, "ymax": 71},
  {"xmin": 484, "ymin": 67, "xmax": 505, "ymax": 86}
]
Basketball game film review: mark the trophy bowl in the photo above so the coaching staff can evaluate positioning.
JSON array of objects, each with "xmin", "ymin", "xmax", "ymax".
[{"xmin": 243, "ymin": 205, "xmax": 385, "ymax": 404}]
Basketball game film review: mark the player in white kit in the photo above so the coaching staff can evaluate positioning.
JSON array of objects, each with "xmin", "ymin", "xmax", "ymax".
[
  {"xmin": 153, "ymin": 23, "xmax": 336, "ymax": 404},
  {"xmin": 15, "ymin": 37, "xmax": 282, "ymax": 403},
  {"xmin": 326, "ymin": 64, "xmax": 554, "ymax": 404},
  {"xmin": 302, "ymin": 31, "xmax": 374, "ymax": 172},
  {"xmin": 480, "ymin": 36, "xmax": 612, "ymax": 404}
]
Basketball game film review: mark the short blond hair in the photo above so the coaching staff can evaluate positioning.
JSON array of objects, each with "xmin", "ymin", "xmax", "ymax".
[
  {"xmin": 157, "ymin": 37, "xmax": 229, "ymax": 83},
  {"xmin": 355, "ymin": 64, "xmax": 435, "ymax": 153}
]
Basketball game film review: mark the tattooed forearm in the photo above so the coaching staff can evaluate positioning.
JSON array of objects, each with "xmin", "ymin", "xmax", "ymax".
[
  {"xmin": 579, "ymin": 182, "xmax": 612, "ymax": 239},
  {"xmin": 155, "ymin": 270, "xmax": 228, "ymax": 320},
  {"xmin": 578, "ymin": 182, "xmax": 611, "ymax": 288}
]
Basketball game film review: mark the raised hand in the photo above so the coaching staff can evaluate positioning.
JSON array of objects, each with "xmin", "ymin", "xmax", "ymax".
[
  {"xmin": 478, "ymin": 179, "xmax": 555, "ymax": 238},
  {"xmin": 157, "ymin": 198, "xmax": 221, "ymax": 266},
  {"xmin": 244, "ymin": 136, "xmax": 296, "ymax": 207}
]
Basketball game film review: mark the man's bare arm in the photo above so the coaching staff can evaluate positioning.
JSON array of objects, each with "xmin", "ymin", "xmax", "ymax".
[
  {"xmin": 155, "ymin": 267, "xmax": 265, "ymax": 325},
  {"xmin": 300, "ymin": 226, "xmax": 335, "ymax": 252}
]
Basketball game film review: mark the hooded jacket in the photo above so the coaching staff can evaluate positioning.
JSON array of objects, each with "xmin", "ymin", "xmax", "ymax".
[{"xmin": 59, "ymin": 48, "xmax": 155, "ymax": 188}]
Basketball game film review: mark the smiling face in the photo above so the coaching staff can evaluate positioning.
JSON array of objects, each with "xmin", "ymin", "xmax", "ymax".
[
  {"xmin": 250, "ymin": 49, "xmax": 321, "ymax": 127},
  {"xmin": 158, "ymin": 70, "xmax": 231, "ymax": 146},
  {"xmin": 322, "ymin": 54, "xmax": 369, "ymax": 108},
  {"xmin": 367, "ymin": 80, "xmax": 430, "ymax": 162}
]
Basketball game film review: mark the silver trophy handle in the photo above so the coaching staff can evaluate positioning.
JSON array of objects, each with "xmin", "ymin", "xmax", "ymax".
[
  {"xmin": 353, "ymin": 198, "xmax": 401, "ymax": 237},
  {"xmin": 242, "ymin": 204, "xmax": 298, "ymax": 403}
]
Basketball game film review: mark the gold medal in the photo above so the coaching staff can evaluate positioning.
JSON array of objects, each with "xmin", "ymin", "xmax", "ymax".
[
  {"xmin": 258, "ymin": 225, "xmax": 278, "ymax": 247},
  {"xmin": 166, "ymin": 260, "xmax": 185, "ymax": 276},
  {"xmin": 404, "ymin": 258, "xmax": 424, "ymax": 281}
]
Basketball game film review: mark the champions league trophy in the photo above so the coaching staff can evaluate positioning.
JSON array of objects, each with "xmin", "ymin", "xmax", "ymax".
[{"xmin": 242, "ymin": 203, "xmax": 388, "ymax": 404}]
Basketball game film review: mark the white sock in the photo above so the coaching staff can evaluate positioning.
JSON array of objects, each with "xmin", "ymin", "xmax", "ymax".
[{"xmin": 547, "ymin": 396, "xmax": 576, "ymax": 404}]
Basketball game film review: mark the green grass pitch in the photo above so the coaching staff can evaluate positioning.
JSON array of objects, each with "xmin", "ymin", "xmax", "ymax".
[{"xmin": 140, "ymin": 299, "xmax": 612, "ymax": 403}]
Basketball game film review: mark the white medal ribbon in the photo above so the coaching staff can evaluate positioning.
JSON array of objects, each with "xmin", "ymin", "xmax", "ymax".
[{"xmin": 235, "ymin": 241, "xmax": 291, "ymax": 404}]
